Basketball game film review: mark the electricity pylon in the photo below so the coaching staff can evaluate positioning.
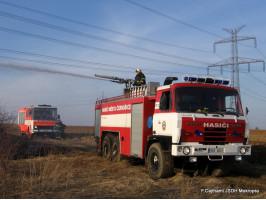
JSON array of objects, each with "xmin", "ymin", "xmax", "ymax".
[{"xmin": 208, "ymin": 25, "xmax": 265, "ymax": 95}]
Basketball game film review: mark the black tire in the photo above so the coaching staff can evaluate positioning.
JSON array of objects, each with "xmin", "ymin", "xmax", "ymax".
[
  {"xmin": 147, "ymin": 143, "xmax": 174, "ymax": 179},
  {"xmin": 102, "ymin": 135, "xmax": 112, "ymax": 160},
  {"xmin": 21, "ymin": 131, "xmax": 28, "ymax": 139},
  {"xmin": 111, "ymin": 137, "xmax": 121, "ymax": 162},
  {"xmin": 20, "ymin": 130, "xmax": 25, "ymax": 137},
  {"xmin": 27, "ymin": 128, "xmax": 34, "ymax": 140}
]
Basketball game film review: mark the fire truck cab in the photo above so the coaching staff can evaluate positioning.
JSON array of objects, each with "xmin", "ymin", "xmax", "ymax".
[
  {"xmin": 94, "ymin": 75, "xmax": 251, "ymax": 179},
  {"xmin": 18, "ymin": 104, "xmax": 58, "ymax": 138}
]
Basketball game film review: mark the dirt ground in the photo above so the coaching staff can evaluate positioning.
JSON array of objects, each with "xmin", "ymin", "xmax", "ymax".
[{"xmin": 0, "ymin": 126, "xmax": 265, "ymax": 199}]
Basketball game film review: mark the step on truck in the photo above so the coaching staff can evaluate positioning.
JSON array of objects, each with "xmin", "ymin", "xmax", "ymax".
[
  {"xmin": 18, "ymin": 104, "xmax": 58, "ymax": 138},
  {"xmin": 94, "ymin": 75, "xmax": 251, "ymax": 179}
]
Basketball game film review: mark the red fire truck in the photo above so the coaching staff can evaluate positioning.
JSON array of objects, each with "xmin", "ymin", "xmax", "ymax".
[
  {"xmin": 18, "ymin": 104, "xmax": 58, "ymax": 138},
  {"xmin": 94, "ymin": 75, "xmax": 251, "ymax": 179}
]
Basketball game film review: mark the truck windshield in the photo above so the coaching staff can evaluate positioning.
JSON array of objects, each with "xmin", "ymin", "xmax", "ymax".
[
  {"xmin": 175, "ymin": 87, "xmax": 243, "ymax": 116},
  {"xmin": 33, "ymin": 108, "xmax": 57, "ymax": 121}
]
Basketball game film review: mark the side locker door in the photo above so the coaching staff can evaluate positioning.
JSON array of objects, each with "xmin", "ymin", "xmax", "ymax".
[
  {"xmin": 94, "ymin": 108, "xmax": 101, "ymax": 141},
  {"xmin": 131, "ymin": 103, "xmax": 143, "ymax": 158}
]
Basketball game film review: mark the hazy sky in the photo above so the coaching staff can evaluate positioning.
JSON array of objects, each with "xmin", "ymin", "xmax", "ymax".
[{"xmin": 0, "ymin": 0, "xmax": 265, "ymax": 129}]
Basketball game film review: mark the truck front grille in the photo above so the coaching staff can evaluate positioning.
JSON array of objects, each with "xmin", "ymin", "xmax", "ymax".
[{"xmin": 202, "ymin": 128, "xmax": 227, "ymax": 145}]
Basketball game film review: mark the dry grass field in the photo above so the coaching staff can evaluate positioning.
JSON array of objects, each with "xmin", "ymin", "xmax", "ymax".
[{"xmin": 0, "ymin": 125, "xmax": 265, "ymax": 199}]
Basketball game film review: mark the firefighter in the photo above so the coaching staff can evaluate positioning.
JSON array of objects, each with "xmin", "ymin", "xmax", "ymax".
[
  {"xmin": 133, "ymin": 68, "xmax": 146, "ymax": 86},
  {"xmin": 55, "ymin": 118, "xmax": 65, "ymax": 140}
]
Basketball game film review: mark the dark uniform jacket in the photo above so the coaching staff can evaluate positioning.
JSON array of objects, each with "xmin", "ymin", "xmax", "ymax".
[
  {"xmin": 55, "ymin": 121, "xmax": 66, "ymax": 133},
  {"xmin": 133, "ymin": 72, "xmax": 146, "ymax": 86}
]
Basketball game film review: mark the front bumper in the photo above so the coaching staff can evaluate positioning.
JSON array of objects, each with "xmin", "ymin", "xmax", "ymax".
[
  {"xmin": 33, "ymin": 129, "xmax": 54, "ymax": 133},
  {"xmin": 32, "ymin": 126, "xmax": 55, "ymax": 134},
  {"xmin": 172, "ymin": 143, "xmax": 251, "ymax": 156}
]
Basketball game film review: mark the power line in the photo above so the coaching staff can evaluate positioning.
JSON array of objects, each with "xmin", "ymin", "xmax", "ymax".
[
  {"xmin": 0, "ymin": 26, "xmax": 215, "ymax": 71},
  {"xmin": 125, "ymin": 0, "xmax": 222, "ymax": 38},
  {"xmin": 154, "ymin": 0, "xmax": 266, "ymax": 62},
  {"xmin": 151, "ymin": 0, "xmax": 222, "ymax": 31},
  {"xmin": 242, "ymin": 91, "xmax": 266, "ymax": 103},
  {"xmin": 0, "ymin": 0, "xmax": 211, "ymax": 54},
  {"xmin": 192, "ymin": 0, "xmax": 237, "ymax": 25},
  {"xmin": 1, "ymin": 48, "xmax": 257, "ymax": 76},
  {"xmin": 247, "ymin": 73, "xmax": 266, "ymax": 85},
  {"xmin": 254, "ymin": 47, "xmax": 266, "ymax": 60},
  {"xmin": 191, "ymin": 0, "xmax": 266, "ymax": 61},
  {"xmin": 241, "ymin": 85, "xmax": 266, "ymax": 99},
  {"xmin": 0, "ymin": 10, "xmax": 210, "ymax": 65}
]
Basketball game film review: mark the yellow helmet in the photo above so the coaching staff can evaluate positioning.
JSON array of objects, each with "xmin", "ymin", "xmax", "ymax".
[{"xmin": 136, "ymin": 68, "xmax": 141, "ymax": 72}]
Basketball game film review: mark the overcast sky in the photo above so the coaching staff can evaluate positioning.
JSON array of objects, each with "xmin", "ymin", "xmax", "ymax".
[{"xmin": 0, "ymin": 0, "xmax": 265, "ymax": 129}]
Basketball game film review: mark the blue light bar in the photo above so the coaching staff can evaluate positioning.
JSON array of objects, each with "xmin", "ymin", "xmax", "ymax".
[
  {"xmin": 184, "ymin": 76, "xmax": 197, "ymax": 82},
  {"xmin": 215, "ymin": 79, "xmax": 230, "ymax": 85},
  {"xmin": 183, "ymin": 75, "xmax": 230, "ymax": 86}
]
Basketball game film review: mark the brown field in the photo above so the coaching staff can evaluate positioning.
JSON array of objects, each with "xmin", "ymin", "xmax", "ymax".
[{"xmin": 0, "ymin": 126, "xmax": 265, "ymax": 199}]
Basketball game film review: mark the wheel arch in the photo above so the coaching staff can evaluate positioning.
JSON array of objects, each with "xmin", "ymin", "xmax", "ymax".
[
  {"xmin": 101, "ymin": 131, "xmax": 120, "ymax": 147},
  {"xmin": 144, "ymin": 135, "xmax": 172, "ymax": 158}
]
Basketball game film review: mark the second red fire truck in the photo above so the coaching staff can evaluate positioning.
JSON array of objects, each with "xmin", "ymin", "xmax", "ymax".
[
  {"xmin": 18, "ymin": 104, "xmax": 58, "ymax": 138},
  {"xmin": 94, "ymin": 75, "xmax": 251, "ymax": 179}
]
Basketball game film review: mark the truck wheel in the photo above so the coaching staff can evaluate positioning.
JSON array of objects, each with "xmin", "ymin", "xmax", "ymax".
[
  {"xmin": 20, "ymin": 130, "xmax": 25, "ymax": 137},
  {"xmin": 147, "ymin": 143, "xmax": 174, "ymax": 179},
  {"xmin": 111, "ymin": 137, "xmax": 121, "ymax": 162},
  {"xmin": 27, "ymin": 128, "xmax": 33, "ymax": 139},
  {"xmin": 102, "ymin": 136, "xmax": 111, "ymax": 160}
]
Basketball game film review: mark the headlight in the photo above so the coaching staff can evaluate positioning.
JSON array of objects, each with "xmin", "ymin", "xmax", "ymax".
[
  {"xmin": 240, "ymin": 147, "xmax": 246, "ymax": 155},
  {"xmin": 183, "ymin": 147, "xmax": 190, "ymax": 155},
  {"xmin": 34, "ymin": 126, "xmax": 38, "ymax": 129}
]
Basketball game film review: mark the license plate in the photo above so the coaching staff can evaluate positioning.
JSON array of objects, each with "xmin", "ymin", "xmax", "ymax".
[
  {"xmin": 208, "ymin": 148, "xmax": 224, "ymax": 153},
  {"xmin": 39, "ymin": 130, "xmax": 53, "ymax": 132}
]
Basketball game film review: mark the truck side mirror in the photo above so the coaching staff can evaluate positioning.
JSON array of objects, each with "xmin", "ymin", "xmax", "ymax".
[{"xmin": 245, "ymin": 107, "xmax": 249, "ymax": 116}]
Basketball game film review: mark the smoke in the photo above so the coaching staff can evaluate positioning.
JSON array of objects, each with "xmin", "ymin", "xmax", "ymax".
[{"xmin": 0, "ymin": 61, "xmax": 107, "ymax": 81}]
